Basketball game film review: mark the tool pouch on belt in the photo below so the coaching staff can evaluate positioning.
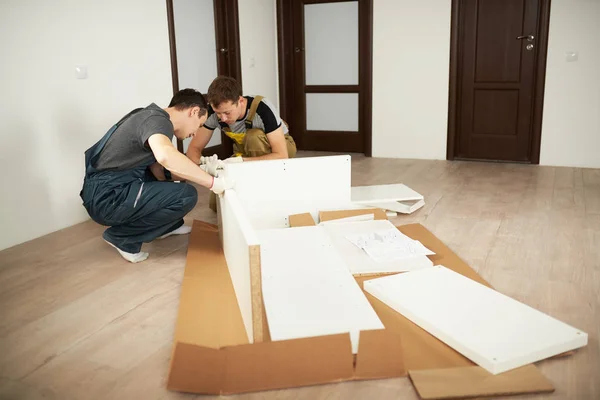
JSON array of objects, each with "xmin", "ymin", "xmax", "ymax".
[{"xmin": 227, "ymin": 96, "xmax": 292, "ymax": 156}]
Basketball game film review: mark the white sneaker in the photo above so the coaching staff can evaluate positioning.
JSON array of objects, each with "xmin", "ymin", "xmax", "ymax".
[
  {"xmin": 104, "ymin": 239, "xmax": 149, "ymax": 263},
  {"xmin": 158, "ymin": 225, "xmax": 192, "ymax": 240}
]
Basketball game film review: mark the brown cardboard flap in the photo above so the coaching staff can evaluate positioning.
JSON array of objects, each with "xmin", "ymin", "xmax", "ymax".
[
  {"xmin": 355, "ymin": 329, "xmax": 405, "ymax": 379},
  {"xmin": 167, "ymin": 342, "xmax": 226, "ymax": 395},
  {"xmin": 223, "ymin": 333, "xmax": 355, "ymax": 394},
  {"xmin": 172, "ymin": 221, "xmax": 248, "ymax": 349},
  {"xmin": 289, "ymin": 213, "xmax": 317, "ymax": 227},
  {"xmin": 319, "ymin": 208, "xmax": 388, "ymax": 222},
  {"xmin": 352, "ymin": 223, "xmax": 495, "ymax": 372},
  {"xmin": 396, "ymin": 223, "xmax": 491, "ymax": 287},
  {"xmin": 408, "ymin": 365, "xmax": 555, "ymax": 399}
]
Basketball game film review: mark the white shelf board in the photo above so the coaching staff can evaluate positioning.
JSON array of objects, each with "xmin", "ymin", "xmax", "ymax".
[
  {"xmin": 364, "ymin": 266, "xmax": 588, "ymax": 374},
  {"xmin": 352, "ymin": 183, "xmax": 424, "ymax": 204},
  {"xmin": 259, "ymin": 226, "xmax": 384, "ymax": 353}
]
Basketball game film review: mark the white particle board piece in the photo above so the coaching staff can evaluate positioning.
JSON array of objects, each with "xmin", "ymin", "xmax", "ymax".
[
  {"xmin": 364, "ymin": 266, "xmax": 588, "ymax": 375},
  {"xmin": 352, "ymin": 184, "xmax": 425, "ymax": 214},
  {"xmin": 367, "ymin": 199, "xmax": 425, "ymax": 214},
  {"xmin": 219, "ymin": 190, "xmax": 260, "ymax": 343},
  {"xmin": 224, "ymin": 155, "xmax": 353, "ymax": 230},
  {"xmin": 322, "ymin": 220, "xmax": 434, "ymax": 275},
  {"xmin": 352, "ymin": 183, "xmax": 424, "ymax": 203},
  {"xmin": 258, "ymin": 225, "xmax": 384, "ymax": 353}
]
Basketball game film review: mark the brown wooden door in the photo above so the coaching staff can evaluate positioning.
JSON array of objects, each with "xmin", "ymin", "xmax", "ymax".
[
  {"xmin": 448, "ymin": 0, "xmax": 551, "ymax": 163},
  {"xmin": 167, "ymin": 0, "xmax": 242, "ymax": 158},
  {"xmin": 277, "ymin": 0, "xmax": 373, "ymax": 155}
]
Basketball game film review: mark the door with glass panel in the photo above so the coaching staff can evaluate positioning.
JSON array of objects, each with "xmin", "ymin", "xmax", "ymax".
[{"xmin": 278, "ymin": 0, "xmax": 373, "ymax": 155}]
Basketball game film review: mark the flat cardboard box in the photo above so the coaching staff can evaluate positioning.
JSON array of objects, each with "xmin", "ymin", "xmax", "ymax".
[
  {"xmin": 408, "ymin": 365, "xmax": 554, "ymax": 399},
  {"xmin": 167, "ymin": 219, "xmax": 556, "ymax": 398},
  {"xmin": 167, "ymin": 221, "xmax": 404, "ymax": 395}
]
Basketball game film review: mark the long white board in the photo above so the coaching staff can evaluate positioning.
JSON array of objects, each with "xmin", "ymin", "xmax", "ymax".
[
  {"xmin": 259, "ymin": 225, "xmax": 384, "ymax": 353},
  {"xmin": 352, "ymin": 183, "xmax": 424, "ymax": 203},
  {"xmin": 219, "ymin": 190, "xmax": 260, "ymax": 343},
  {"xmin": 364, "ymin": 266, "xmax": 588, "ymax": 374},
  {"xmin": 224, "ymin": 155, "xmax": 352, "ymax": 230}
]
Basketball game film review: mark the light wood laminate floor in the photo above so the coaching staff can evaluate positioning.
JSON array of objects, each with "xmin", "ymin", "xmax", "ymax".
[{"xmin": 1, "ymin": 152, "xmax": 598, "ymax": 400}]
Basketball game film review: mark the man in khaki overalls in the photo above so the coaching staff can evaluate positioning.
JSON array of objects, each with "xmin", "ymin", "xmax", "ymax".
[{"xmin": 187, "ymin": 76, "xmax": 297, "ymax": 210}]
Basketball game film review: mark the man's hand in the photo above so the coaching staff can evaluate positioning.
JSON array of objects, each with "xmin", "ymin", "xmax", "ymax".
[
  {"xmin": 201, "ymin": 158, "xmax": 221, "ymax": 177},
  {"xmin": 210, "ymin": 176, "xmax": 234, "ymax": 195},
  {"xmin": 200, "ymin": 154, "xmax": 219, "ymax": 165}
]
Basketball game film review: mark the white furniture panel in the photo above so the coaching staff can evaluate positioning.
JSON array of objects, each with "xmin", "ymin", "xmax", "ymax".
[
  {"xmin": 364, "ymin": 266, "xmax": 588, "ymax": 374},
  {"xmin": 306, "ymin": 93, "xmax": 359, "ymax": 132},
  {"xmin": 224, "ymin": 155, "xmax": 353, "ymax": 230},
  {"xmin": 352, "ymin": 183, "xmax": 424, "ymax": 203},
  {"xmin": 304, "ymin": 2, "xmax": 358, "ymax": 85},
  {"xmin": 219, "ymin": 190, "xmax": 260, "ymax": 343},
  {"xmin": 259, "ymin": 226, "xmax": 384, "ymax": 353},
  {"xmin": 322, "ymin": 220, "xmax": 434, "ymax": 274}
]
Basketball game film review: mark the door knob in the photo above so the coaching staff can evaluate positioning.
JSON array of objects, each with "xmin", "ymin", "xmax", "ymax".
[
  {"xmin": 220, "ymin": 48, "xmax": 228, "ymax": 53},
  {"xmin": 516, "ymin": 35, "xmax": 535, "ymax": 42}
]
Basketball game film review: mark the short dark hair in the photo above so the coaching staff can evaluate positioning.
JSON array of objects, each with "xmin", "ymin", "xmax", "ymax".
[
  {"xmin": 207, "ymin": 76, "xmax": 243, "ymax": 107},
  {"xmin": 168, "ymin": 88, "xmax": 208, "ymax": 116}
]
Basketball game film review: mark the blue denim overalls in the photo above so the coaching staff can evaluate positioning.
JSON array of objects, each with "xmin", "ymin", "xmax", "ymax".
[{"xmin": 80, "ymin": 108, "xmax": 198, "ymax": 253}]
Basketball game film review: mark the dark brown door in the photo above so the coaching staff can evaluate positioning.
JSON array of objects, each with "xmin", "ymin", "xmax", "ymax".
[
  {"xmin": 166, "ymin": 0, "xmax": 242, "ymax": 158},
  {"xmin": 277, "ymin": 0, "xmax": 373, "ymax": 155},
  {"xmin": 448, "ymin": 0, "xmax": 551, "ymax": 163}
]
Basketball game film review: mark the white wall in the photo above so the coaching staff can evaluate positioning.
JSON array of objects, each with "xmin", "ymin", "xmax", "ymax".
[
  {"xmin": 371, "ymin": 0, "xmax": 451, "ymax": 160},
  {"xmin": 172, "ymin": 0, "xmax": 221, "ymax": 150},
  {"xmin": 539, "ymin": 0, "xmax": 600, "ymax": 168},
  {"xmin": 371, "ymin": 0, "xmax": 600, "ymax": 168},
  {"xmin": 0, "ymin": 0, "xmax": 173, "ymax": 251},
  {"xmin": 238, "ymin": 0, "xmax": 280, "ymax": 108}
]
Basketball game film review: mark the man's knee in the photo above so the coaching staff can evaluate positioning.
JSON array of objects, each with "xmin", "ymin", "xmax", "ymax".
[{"xmin": 179, "ymin": 183, "xmax": 198, "ymax": 213}]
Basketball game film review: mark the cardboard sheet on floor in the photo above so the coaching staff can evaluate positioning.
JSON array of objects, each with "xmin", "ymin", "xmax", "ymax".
[
  {"xmin": 357, "ymin": 223, "xmax": 559, "ymax": 399},
  {"xmin": 167, "ymin": 220, "xmax": 404, "ymax": 395},
  {"xmin": 168, "ymin": 219, "xmax": 558, "ymax": 397},
  {"xmin": 319, "ymin": 208, "xmax": 387, "ymax": 222},
  {"xmin": 408, "ymin": 365, "xmax": 554, "ymax": 399}
]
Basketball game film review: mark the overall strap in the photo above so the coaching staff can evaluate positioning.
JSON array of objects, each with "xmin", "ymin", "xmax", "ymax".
[{"xmin": 244, "ymin": 96, "xmax": 264, "ymax": 129}]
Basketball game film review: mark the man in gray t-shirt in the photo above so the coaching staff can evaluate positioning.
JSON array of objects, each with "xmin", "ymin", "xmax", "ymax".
[{"xmin": 80, "ymin": 89, "xmax": 233, "ymax": 263}]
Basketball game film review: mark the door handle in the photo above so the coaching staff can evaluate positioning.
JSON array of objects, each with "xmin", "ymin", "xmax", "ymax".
[
  {"xmin": 220, "ymin": 48, "xmax": 228, "ymax": 53},
  {"xmin": 516, "ymin": 35, "xmax": 535, "ymax": 41}
]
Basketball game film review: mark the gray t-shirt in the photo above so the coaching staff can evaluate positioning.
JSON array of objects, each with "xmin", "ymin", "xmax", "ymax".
[{"xmin": 95, "ymin": 103, "xmax": 174, "ymax": 171}]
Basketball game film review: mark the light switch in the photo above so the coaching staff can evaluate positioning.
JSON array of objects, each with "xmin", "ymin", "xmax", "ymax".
[
  {"xmin": 75, "ymin": 65, "xmax": 88, "ymax": 79},
  {"xmin": 565, "ymin": 51, "xmax": 578, "ymax": 62}
]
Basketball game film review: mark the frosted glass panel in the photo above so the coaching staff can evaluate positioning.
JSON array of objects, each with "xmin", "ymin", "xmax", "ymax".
[
  {"xmin": 174, "ymin": 0, "xmax": 221, "ymax": 149},
  {"xmin": 304, "ymin": 2, "xmax": 358, "ymax": 85},
  {"xmin": 306, "ymin": 93, "xmax": 359, "ymax": 131}
]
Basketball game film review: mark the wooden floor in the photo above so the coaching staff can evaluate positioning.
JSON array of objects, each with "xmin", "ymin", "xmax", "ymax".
[{"xmin": 1, "ymin": 152, "xmax": 599, "ymax": 400}]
